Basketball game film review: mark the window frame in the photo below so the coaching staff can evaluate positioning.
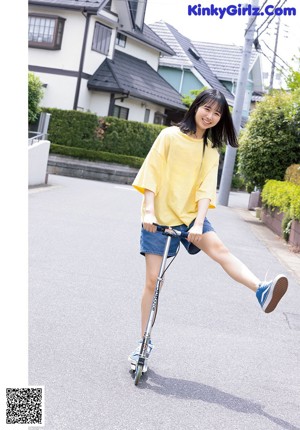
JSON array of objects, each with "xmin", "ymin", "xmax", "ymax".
[
  {"xmin": 154, "ymin": 111, "xmax": 166, "ymax": 125},
  {"xmin": 113, "ymin": 105, "xmax": 129, "ymax": 120},
  {"xmin": 28, "ymin": 13, "xmax": 65, "ymax": 50},
  {"xmin": 115, "ymin": 32, "xmax": 127, "ymax": 48},
  {"xmin": 144, "ymin": 108, "xmax": 150, "ymax": 123},
  {"xmin": 92, "ymin": 22, "xmax": 112, "ymax": 55}
]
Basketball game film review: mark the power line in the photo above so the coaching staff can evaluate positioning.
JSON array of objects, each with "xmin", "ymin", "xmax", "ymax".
[
  {"xmin": 256, "ymin": 0, "xmax": 287, "ymax": 38},
  {"xmin": 258, "ymin": 45, "xmax": 289, "ymax": 80},
  {"xmin": 244, "ymin": 0, "xmax": 268, "ymax": 35},
  {"xmin": 261, "ymin": 40, "xmax": 291, "ymax": 69}
]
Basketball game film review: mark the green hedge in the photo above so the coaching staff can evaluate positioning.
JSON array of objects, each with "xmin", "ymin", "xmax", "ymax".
[
  {"xmin": 96, "ymin": 116, "xmax": 165, "ymax": 157},
  {"xmin": 261, "ymin": 179, "xmax": 300, "ymax": 221},
  {"xmin": 42, "ymin": 109, "xmax": 165, "ymax": 158},
  {"xmin": 50, "ymin": 144, "xmax": 144, "ymax": 168},
  {"xmin": 43, "ymin": 108, "xmax": 100, "ymax": 149}
]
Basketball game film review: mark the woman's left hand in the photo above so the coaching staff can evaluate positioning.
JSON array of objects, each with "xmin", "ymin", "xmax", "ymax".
[{"xmin": 187, "ymin": 223, "xmax": 203, "ymax": 243}]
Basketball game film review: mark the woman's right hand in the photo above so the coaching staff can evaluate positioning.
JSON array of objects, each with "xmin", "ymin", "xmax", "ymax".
[{"xmin": 142, "ymin": 211, "xmax": 158, "ymax": 233}]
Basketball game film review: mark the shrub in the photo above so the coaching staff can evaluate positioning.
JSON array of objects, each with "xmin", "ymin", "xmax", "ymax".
[
  {"xmin": 43, "ymin": 108, "xmax": 100, "ymax": 149},
  {"xmin": 285, "ymin": 164, "xmax": 300, "ymax": 185},
  {"xmin": 50, "ymin": 144, "xmax": 144, "ymax": 168},
  {"xmin": 238, "ymin": 90, "xmax": 300, "ymax": 190},
  {"xmin": 42, "ymin": 110, "xmax": 165, "ymax": 158},
  {"xmin": 261, "ymin": 179, "xmax": 300, "ymax": 221},
  {"xmin": 28, "ymin": 72, "xmax": 44, "ymax": 124},
  {"xmin": 96, "ymin": 116, "xmax": 165, "ymax": 157}
]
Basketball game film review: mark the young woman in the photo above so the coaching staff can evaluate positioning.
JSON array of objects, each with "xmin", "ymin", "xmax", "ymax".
[{"xmin": 129, "ymin": 89, "xmax": 288, "ymax": 370}]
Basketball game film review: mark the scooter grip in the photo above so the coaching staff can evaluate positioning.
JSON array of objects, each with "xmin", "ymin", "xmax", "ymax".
[
  {"xmin": 153, "ymin": 223, "xmax": 169, "ymax": 231},
  {"xmin": 180, "ymin": 231, "xmax": 189, "ymax": 239}
]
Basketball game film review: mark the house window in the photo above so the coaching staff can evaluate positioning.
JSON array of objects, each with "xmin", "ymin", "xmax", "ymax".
[
  {"xmin": 92, "ymin": 22, "xmax": 112, "ymax": 55},
  {"xmin": 144, "ymin": 109, "xmax": 150, "ymax": 123},
  {"xmin": 128, "ymin": 0, "xmax": 138, "ymax": 21},
  {"xmin": 28, "ymin": 14, "xmax": 65, "ymax": 50},
  {"xmin": 115, "ymin": 33, "xmax": 127, "ymax": 48},
  {"xmin": 113, "ymin": 105, "xmax": 129, "ymax": 120},
  {"xmin": 154, "ymin": 112, "xmax": 166, "ymax": 125}
]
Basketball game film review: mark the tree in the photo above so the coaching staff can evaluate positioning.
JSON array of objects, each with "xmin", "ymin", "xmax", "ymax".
[
  {"xmin": 28, "ymin": 72, "xmax": 44, "ymax": 125},
  {"xmin": 181, "ymin": 87, "xmax": 207, "ymax": 108},
  {"xmin": 285, "ymin": 54, "xmax": 300, "ymax": 91},
  {"xmin": 238, "ymin": 89, "xmax": 300, "ymax": 191}
]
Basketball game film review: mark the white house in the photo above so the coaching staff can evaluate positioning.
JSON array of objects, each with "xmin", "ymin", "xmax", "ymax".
[{"xmin": 28, "ymin": 0, "xmax": 186, "ymax": 124}]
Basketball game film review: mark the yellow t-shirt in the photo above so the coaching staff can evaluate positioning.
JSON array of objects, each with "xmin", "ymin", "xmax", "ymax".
[{"xmin": 132, "ymin": 126, "xmax": 220, "ymax": 226}]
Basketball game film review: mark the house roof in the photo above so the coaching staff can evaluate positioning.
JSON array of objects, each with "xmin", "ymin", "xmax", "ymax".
[
  {"xmin": 192, "ymin": 41, "xmax": 259, "ymax": 81},
  {"xmin": 121, "ymin": 24, "xmax": 175, "ymax": 56},
  {"xmin": 88, "ymin": 50, "xmax": 186, "ymax": 110},
  {"xmin": 149, "ymin": 21, "xmax": 234, "ymax": 105},
  {"xmin": 29, "ymin": 0, "xmax": 102, "ymax": 11}
]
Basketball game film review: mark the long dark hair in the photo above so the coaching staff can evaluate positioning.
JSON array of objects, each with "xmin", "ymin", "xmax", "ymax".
[{"xmin": 178, "ymin": 89, "xmax": 238, "ymax": 148}]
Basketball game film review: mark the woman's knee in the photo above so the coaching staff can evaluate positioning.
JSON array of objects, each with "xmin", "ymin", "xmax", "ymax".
[
  {"xmin": 202, "ymin": 238, "xmax": 231, "ymax": 262},
  {"xmin": 145, "ymin": 254, "xmax": 162, "ymax": 293},
  {"xmin": 145, "ymin": 272, "xmax": 158, "ymax": 292},
  {"xmin": 212, "ymin": 243, "xmax": 231, "ymax": 262}
]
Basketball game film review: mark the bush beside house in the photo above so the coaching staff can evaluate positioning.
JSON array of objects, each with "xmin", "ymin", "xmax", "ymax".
[
  {"xmin": 238, "ymin": 90, "xmax": 300, "ymax": 192},
  {"xmin": 260, "ymin": 165, "xmax": 300, "ymax": 248},
  {"xmin": 28, "ymin": 72, "xmax": 44, "ymax": 125},
  {"xmin": 45, "ymin": 108, "xmax": 165, "ymax": 167}
]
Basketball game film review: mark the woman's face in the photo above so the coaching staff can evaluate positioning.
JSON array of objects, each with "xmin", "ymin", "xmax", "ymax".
[{"xmin": 195, "ymin": 102, "xmax": 222, "ymax": 132}]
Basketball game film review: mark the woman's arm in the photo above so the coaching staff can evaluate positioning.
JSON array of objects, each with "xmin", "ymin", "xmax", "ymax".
[
  {"xmin": 187, "ymin": 198, "xmax": 210, "ymax": 242},
  {"xmin": 142, "ymin": 189, "xmax": 158, "ymax": 233}
]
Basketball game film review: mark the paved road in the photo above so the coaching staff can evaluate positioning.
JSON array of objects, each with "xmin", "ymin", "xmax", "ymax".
[{"xmin": 29, "ymin": 175, "xmax": 300, "ymax": 430}]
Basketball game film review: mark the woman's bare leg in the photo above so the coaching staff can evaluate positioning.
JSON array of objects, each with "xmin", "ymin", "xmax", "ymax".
[
  {"xmin": 194, "ymin": 232, "xmax": 260, "ymax": 292},
  {"xmin": 141, "ymin": 254, "xmax": 163, "ymax": 337}
]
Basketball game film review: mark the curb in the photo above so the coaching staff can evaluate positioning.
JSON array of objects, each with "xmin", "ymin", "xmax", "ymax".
[{"xmin": 47, "ymin": 154, "xmax": 139, "ymax": 185}]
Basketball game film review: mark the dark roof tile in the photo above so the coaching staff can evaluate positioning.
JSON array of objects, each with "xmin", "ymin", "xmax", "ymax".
[
  {"xmin": 88, "ymin": 50, "xmax": 186, "ymax": 110},
  {"xmin": 122, "ymin": 24, "xmax": 175, "ymax": 56}
]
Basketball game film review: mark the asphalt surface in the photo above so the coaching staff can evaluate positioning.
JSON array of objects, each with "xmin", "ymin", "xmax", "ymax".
[{"xmin": 29, "ymin": 175, "xmax": 300, "ymax": 430}]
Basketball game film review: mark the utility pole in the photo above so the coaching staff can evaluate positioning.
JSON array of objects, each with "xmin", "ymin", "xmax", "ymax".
[
  {"xmin": 269, "ymin": 16, "xmax": 280, "ymax": 89},
  {"xmin": 218, "ymin": 0, "xmax": 259, "ymax": 206}
]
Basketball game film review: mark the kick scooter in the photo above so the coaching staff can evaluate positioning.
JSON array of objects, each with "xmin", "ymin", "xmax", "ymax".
[{"xmin": 132, "ymin": 223, "xmax": 189, "ymax": 386}]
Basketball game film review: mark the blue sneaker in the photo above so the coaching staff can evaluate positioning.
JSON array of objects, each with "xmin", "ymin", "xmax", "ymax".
[
  {"xmin": 256, "ymin": 274, "xmax": 288, "ymax": 313},
  {"xmin": 128, "ymin": 339, "xmax": 154, "ymax": 372}
]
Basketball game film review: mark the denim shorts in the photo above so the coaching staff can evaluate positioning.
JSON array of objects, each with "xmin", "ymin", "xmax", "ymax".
[{"xmin": 140, "ymin": 218, "xmax": 215, "ymax": 257}]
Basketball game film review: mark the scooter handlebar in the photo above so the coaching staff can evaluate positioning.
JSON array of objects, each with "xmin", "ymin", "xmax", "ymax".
[{"xmin": 153, "ymin": 223, "xmax": 189, "ymax": 239}]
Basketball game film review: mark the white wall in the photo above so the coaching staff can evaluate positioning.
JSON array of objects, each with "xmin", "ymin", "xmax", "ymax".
[
  {"xmin": 28, "ymin": 140, "xmax": 50, "ymax": 186},
  {"xmin": 88, "ymin": 92, "xmax": 111, "ymax": 116},
  {"xmin": 37, "ymin": 73, "xmax": 77, "ymax": 110},
  {"xmin": 117, "ymin": 37, "xmax": 159, "ymax": 70}
]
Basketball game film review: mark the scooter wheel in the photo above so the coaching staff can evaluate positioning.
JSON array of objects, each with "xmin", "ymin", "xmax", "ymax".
[{"xmin": 134, "ymin": 364, "xmax": 143, "ymax": 385}]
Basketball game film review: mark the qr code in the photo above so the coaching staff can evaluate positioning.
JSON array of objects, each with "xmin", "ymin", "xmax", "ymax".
[{"xmin": 6, "ymin": 387, "xmax": 44, "ymax": 425}]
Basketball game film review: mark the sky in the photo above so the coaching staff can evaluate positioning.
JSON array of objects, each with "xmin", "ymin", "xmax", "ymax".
[{"xmin": 144, "ymin": 0, "xmax": 300, "ymax": 87}]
